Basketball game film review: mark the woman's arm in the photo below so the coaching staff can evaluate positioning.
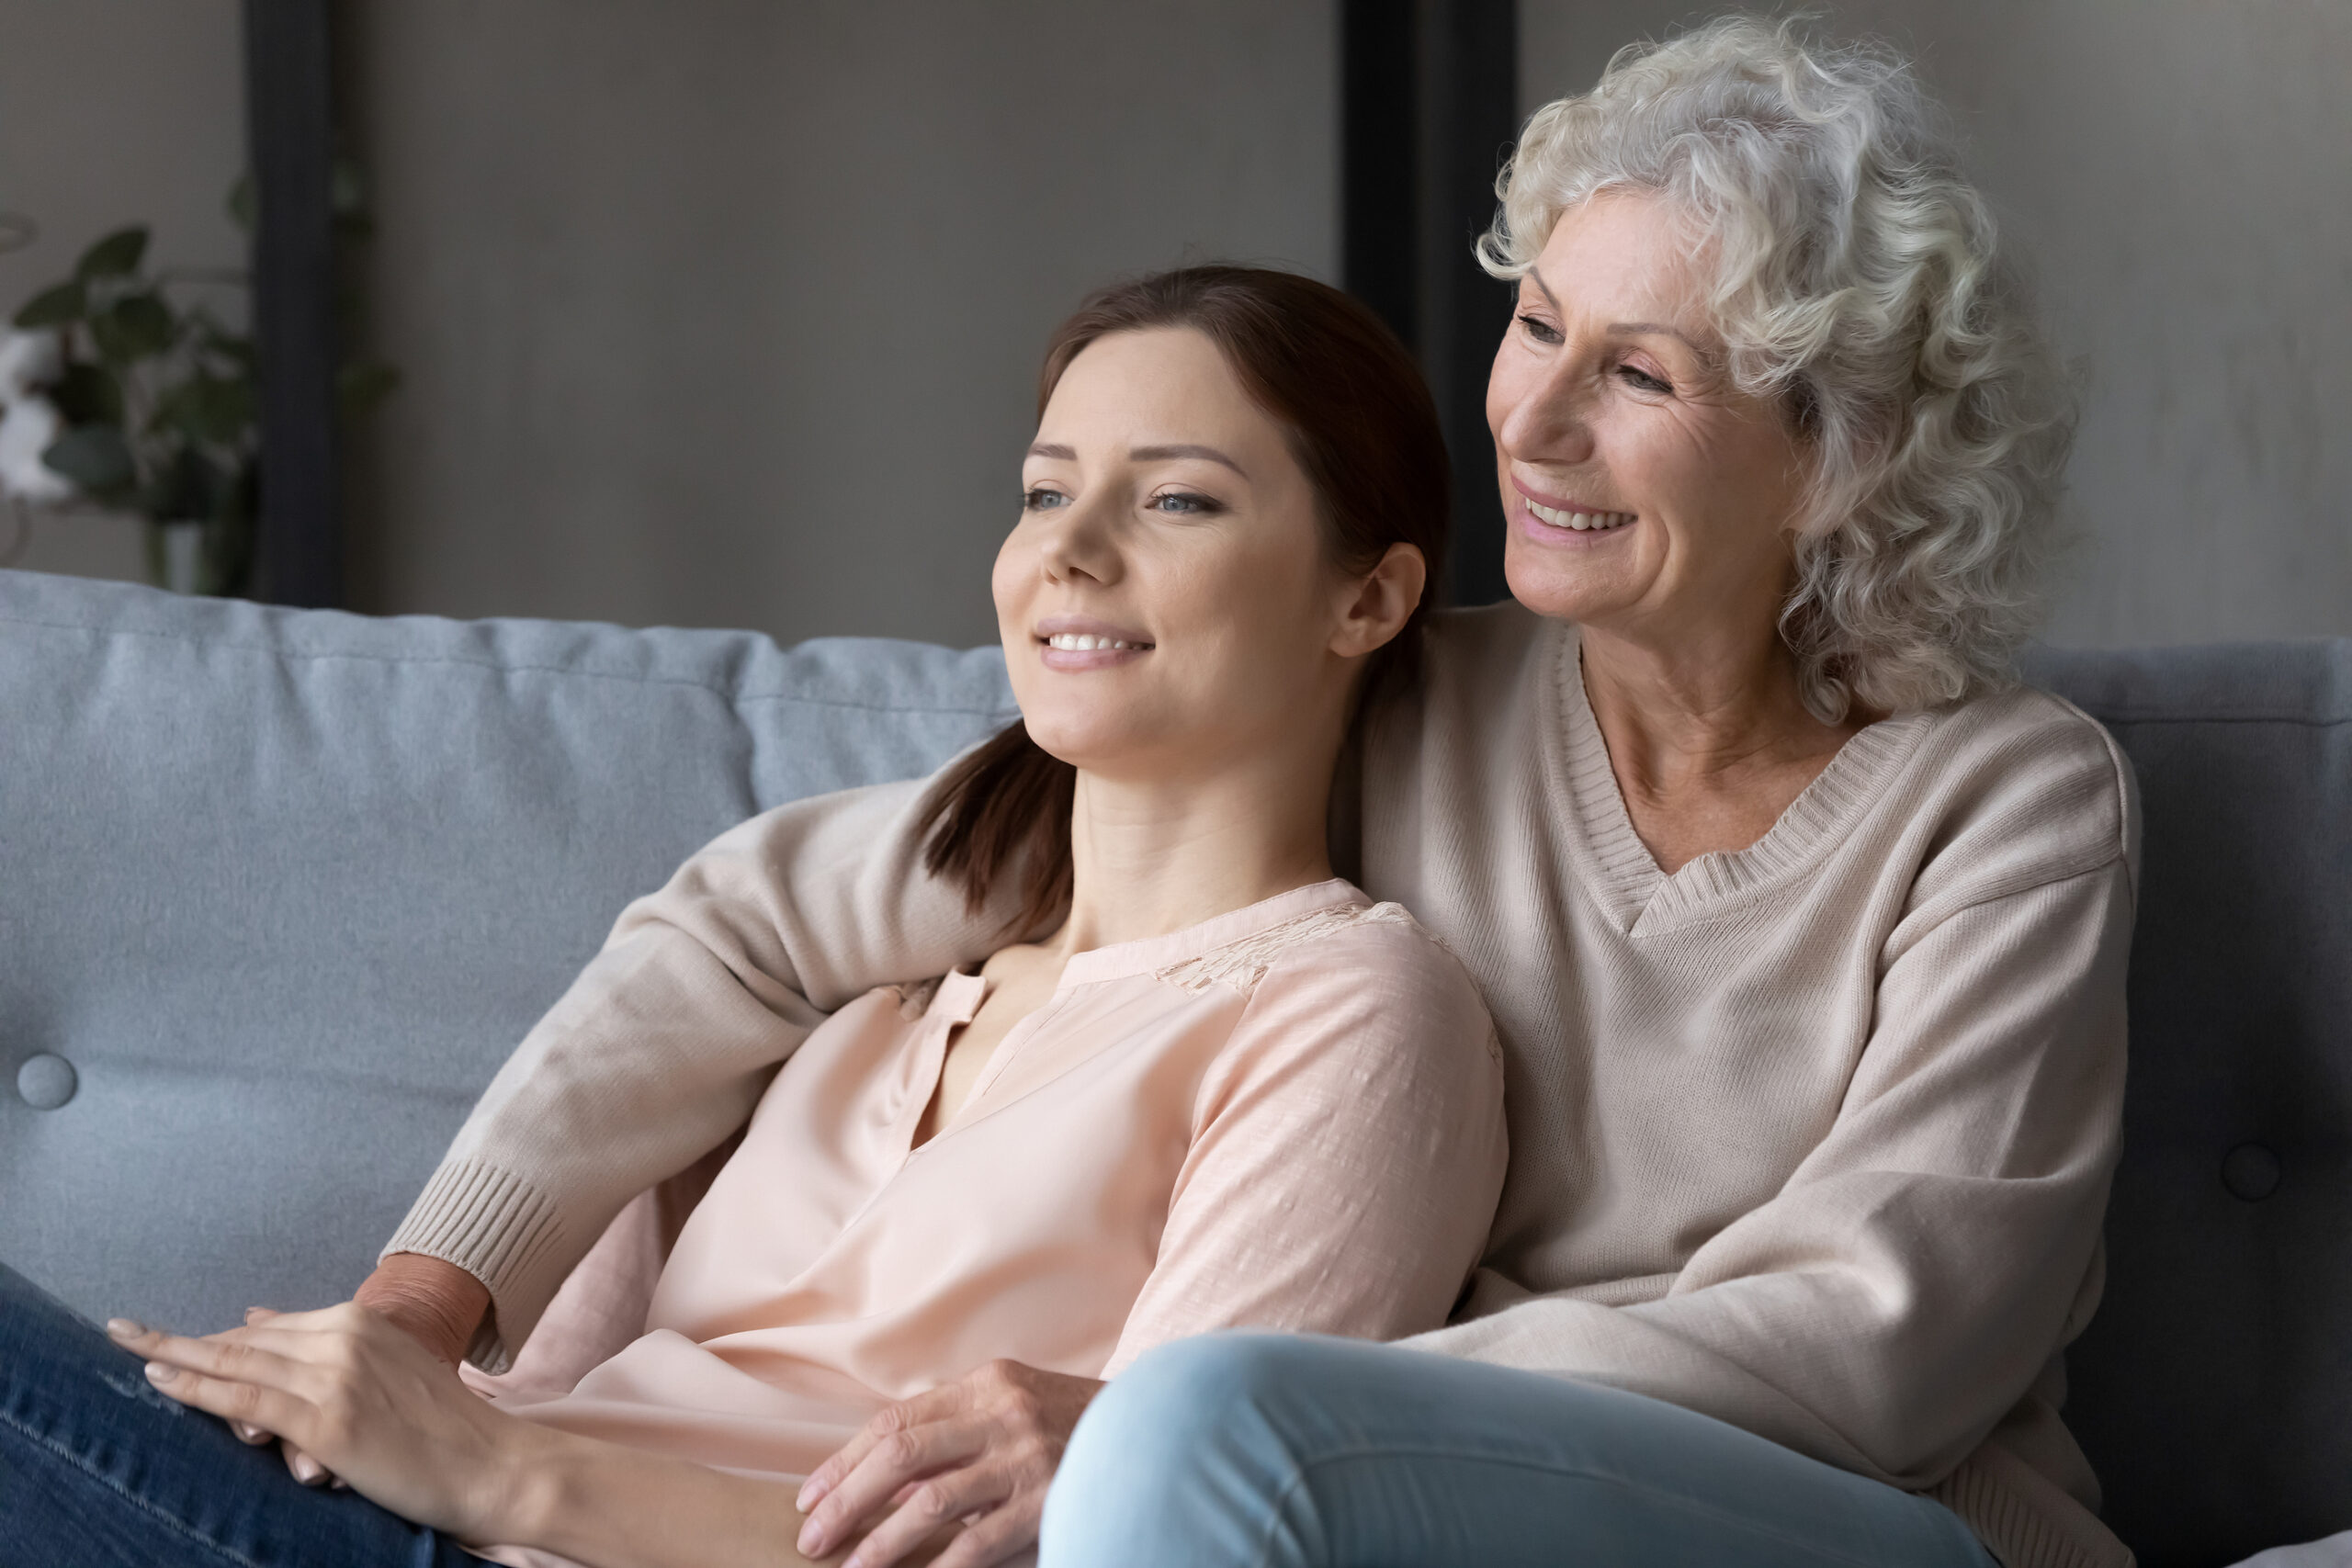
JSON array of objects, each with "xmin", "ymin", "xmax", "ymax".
[
  {"xmin": 1408, "ymin": 858, "xmax": 2135, "ymax": 1492},
  {"xmin": 794, "ymin": 918, "xmax": 1510, "ymax": 1568},
  {"xmin": 119, "ymin": 1303, "xmax": 901, "ymax": 1568},
  {"xmin": 380, "ymin": 773, "xmax": 1017, "ymax": 1371}
]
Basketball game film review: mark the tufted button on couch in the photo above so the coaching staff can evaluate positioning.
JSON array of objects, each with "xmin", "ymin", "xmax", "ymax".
[{"xmin": 2, "ymin": 569, "xmax": 2344, "ymax": 1567}]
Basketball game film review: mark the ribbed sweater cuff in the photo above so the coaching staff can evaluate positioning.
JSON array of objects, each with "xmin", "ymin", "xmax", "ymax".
[
  {"xmin": 382, "ymin": 1158, "xmax": 570, "ymax": 1375},
  {"xmin": 1927, "ymin": 1447, "xmax": 2135, "ymax": 1568}
]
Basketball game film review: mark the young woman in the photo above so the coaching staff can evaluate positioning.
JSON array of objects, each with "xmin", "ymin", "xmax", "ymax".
[{"xmin": 0, "ymin": 269, "xmax": 1508, "ymax": 1567}]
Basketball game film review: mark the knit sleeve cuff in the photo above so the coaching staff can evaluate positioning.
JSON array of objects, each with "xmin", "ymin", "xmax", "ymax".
[{"xmin": 382, "ymin": 1158, "xmax": 571, "ymax": 1375}]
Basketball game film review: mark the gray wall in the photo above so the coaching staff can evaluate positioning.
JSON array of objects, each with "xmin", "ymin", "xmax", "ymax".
[
  {"xmin": 9, "ymin": 4, "xmax": 2346, "ymax": 650},
  {"xmin": 1520, "ymin": 0, "xmax": 2352, "ymax": 647},
  {"xmin": 0, "ymin": 0, "xmax": 246, "ymax": 585},
  {"xmin": 341, "ymin": 0, "xmax": 1337, "ymax": 648}
]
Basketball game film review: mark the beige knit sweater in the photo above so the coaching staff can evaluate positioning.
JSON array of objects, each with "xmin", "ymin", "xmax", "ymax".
[{"xmin": 390, "ymin": 602, "xmax": 2138, "ymax": 1568}]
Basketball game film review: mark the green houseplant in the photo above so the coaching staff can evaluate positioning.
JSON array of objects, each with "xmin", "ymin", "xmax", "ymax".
[{"xmin": 1, "ymin": 176, "xmax": 392, "ymax": 596}]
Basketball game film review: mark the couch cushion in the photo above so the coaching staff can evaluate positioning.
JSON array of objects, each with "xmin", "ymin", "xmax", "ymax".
[
  {"xmin": 0, "ymin": 570, "xmax": 1013, "ymax": 1337},
  {"xmin": 2026, "ymin": 642, "xmax": 2352, "ymax": 1568}
]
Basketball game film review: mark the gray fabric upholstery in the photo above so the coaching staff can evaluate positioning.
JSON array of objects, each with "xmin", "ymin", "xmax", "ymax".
[
  {"xmin": 0, "ymin": 570, "xmax": 1014, "ymax": 1342},
  {"xmin": 2026, "ymin": 643, "xmax": 2352, "ymax": 1568},
  {"xmin": 1, "ymin": 568, "xmax": 2341, "ymax": 1564}
]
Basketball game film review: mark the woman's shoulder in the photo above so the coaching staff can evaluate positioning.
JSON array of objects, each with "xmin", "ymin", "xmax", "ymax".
[
  {"xmin": 1156, "ymin": 892, "xmax": 1498, "ymax": 1059},
  {"xmin": 1897, "ymin": 682, "xmax": 2140, "ymax": 911},
  {"xmin": 1152, "ymin": 891, "xmax": 1466, "ymax": 993}
]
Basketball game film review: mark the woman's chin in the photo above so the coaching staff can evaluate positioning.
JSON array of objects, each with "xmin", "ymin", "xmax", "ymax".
[{"xmin": 1500, "ymin": 550, "xmax": 1639, "ymax": 625}]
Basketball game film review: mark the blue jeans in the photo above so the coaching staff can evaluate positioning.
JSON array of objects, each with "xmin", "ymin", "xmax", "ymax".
[
  {"xmin": 0, "ymin": 1261, "xmax": 486, "ymax": 1568},
  {"xmin": 1040, "ymin": 1334, "xmax": 1998, "ymax": 1568}
]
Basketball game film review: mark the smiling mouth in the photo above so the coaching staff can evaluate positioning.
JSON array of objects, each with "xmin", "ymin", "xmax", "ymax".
[
  {"xmin": 1525, "ymin": 498, "xmax": 1635, "ymax": 532},
  {"xmin": 1043, "ymin": 633, "xmax": 1152, "ymax": 652}
]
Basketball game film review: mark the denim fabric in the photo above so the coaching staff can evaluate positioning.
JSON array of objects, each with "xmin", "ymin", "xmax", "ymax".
[
  {"xmin": 0, "ymin": 1259, "xmax": 487, "ymax": 1567},
  {"xmin": 1039, "ymin": 1334, "xmax": 1996, "ymax": 1568}
]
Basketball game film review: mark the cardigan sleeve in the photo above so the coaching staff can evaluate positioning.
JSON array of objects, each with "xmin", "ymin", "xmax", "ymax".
[
  {"xmin": 1404, "ymin": 856, "xmax": 2134, "ymax": 1493},
  {"xmin": 383, "ymin": 773, "xmax": 1011, "ymax": 1371},
  {"xmin": 1103, "ymin": 919, "xmax": 1508, "ymax": 1376}
]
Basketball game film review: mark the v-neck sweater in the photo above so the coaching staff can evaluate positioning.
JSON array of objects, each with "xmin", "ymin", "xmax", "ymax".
[{"xmin": 391, "ymin": 602, "xmax": 2137, "ymax": 1568}]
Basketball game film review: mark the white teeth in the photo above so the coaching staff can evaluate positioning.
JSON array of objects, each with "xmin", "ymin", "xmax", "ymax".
[
  {"xmin": 1525, "ymin": 498, "xmax": 1634, "ymax": 532},
  {"xmin": 1046, "ymin": 633, "xmax": 1145, "ymax": 651}
]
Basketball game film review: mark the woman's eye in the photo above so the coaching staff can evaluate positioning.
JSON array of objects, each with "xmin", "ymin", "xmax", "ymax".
[
  {"xmin": 1518, "ymin": 312, "xmax": 1564, "ymax": 346},
  {"xmin": 1617, "ymin": 365, "xmax": 1672, "ymax": 394},
  {"xmin": 1023, "ymin": 487, "xmax": 1068, "ymax": 512},
  {"xmin": 1147, "ymin": 491, "xmax": 1222, "ymax": 516}
]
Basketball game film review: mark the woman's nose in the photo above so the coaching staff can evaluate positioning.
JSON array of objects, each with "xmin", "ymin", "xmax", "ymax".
[
  {"xmin": 1036, "ymin": 497, "xmax": 1122, "ymax": 586},
  {"xmin": 1496, "ymin": 363, "xmax": 1599, "ymax": 468}
]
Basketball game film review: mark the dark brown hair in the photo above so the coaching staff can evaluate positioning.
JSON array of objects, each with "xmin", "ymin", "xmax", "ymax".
[{"xmin": 920, "ymin": 265, "xmax": 1452, "ymax": 935}]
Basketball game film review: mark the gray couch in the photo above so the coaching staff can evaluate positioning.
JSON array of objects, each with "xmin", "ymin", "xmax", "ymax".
[{"xmin": 2, "ymin": 568, "xmax": 2344, "ymax": 1566}]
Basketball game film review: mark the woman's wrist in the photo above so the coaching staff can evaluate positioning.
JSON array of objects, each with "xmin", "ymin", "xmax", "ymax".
[{"xmin": 478, "ymin": 1412, "xmax": 581, "ymax": 1551}]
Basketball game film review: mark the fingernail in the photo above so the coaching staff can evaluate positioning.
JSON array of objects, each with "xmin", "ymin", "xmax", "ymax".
[
  {"xmin": 107, "ymin": 1318, "xmax": 143, "ymax": 1339},
  {"xmin": 795, "ymin": 1477, "xmax": 825, "ymax": 1511},
  {"xmin": 143, "ymin": 1361, "xmax": 177, "ymax": 1384},
  {"xmin": 797, "ymin": 1520, "xmax": 826, "ymax": 1556},
  {"xmin": 292, "ymin": 1453, "xmax": 325, "ymax": 1484},
  {"xmin": 233, "ymin": 1421, "xmax": 265, "ymax": 1443}
]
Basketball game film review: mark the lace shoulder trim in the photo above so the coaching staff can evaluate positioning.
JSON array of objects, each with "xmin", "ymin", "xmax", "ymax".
[{"xmin": 1154, "ymin": 900, "xmax": 1418, "ymax": 997}]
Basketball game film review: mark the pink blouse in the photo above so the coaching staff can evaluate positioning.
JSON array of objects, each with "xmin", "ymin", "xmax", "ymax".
[{"xmin": 469, "ymin": 879, "xmax": 1505, "ymax": 1563}]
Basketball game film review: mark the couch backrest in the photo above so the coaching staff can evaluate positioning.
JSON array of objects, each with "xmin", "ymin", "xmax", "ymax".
[
  {"xmin": 0, "ymin": 570, "xmax": 1015, "ymax": 1339},
  {"xmin": 2024, "ymin": 642, "xmax": 2351, "ymax": 1567}
]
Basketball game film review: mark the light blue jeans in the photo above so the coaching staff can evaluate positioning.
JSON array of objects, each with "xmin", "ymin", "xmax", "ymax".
[{"xmin": 1039, "ymin": 1334, "xmax": 1997, "ymax": 1568}]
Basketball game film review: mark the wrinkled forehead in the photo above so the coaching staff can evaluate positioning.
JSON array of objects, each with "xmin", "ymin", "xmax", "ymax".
[{"xmin": 1529, "ymin": 192, "xmax": 1719, "ymax": 342}]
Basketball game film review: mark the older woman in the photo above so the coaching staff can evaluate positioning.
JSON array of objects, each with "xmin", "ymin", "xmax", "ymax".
[
  {"xmin": 221, "ymin": 17, "xmax": 2121, "ymax": 1568},
  {"xmin": 1031, "ymin": 20, "xmax": 2129, "ymax": 1568}
]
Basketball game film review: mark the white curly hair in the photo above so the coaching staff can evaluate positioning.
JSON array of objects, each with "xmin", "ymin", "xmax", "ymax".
[{"xmin": 1481, "ymin": 15, "xmax": 2077, "ymax": 721}]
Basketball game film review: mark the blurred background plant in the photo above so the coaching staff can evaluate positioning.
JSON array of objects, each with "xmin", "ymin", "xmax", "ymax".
[{"xmin": 0, "ymin": 169, "xmax": 392, "ymax": 596}]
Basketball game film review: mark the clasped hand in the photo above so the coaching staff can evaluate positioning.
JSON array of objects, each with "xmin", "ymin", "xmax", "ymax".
[
  {"xmin": 794, "ymin": 1359, "xmax": 1103, "ymax": 1568},
  {"xmin": 108, "ymin": 1303, "xmax": 534, "ymax": 1545}
]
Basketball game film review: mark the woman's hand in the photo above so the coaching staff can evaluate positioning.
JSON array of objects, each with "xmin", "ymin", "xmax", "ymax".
[
  {"xmin": 795, "ymin": 1359, "xmax": 1103, "ymax": 1568},
  {"xmin": 107, "ymin": 1301, "xmax": 546, "ymax": 1543}
]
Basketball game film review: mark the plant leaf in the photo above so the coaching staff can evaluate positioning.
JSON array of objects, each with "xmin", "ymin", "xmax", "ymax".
[
  {"xmin": 13, "ymin": 280, "xmax": 86, "ymax": 328},
  {"xmin": 49, "ymin": 362, "xmax": 124, "ymax": 427},
  {"xmin": 75, "ymin": 226, "xmax": 150, "ymax": 281},
  {"xmin": 90, "ymin": 291, "xmax": 177, "ymax": 364},
  {"xmin": 41, "ymin": 423, "xmax": 138, "ymax": 495},
  {"xmin": 153, "ymin": 372, "xmax": 254, "ymax": 446}
]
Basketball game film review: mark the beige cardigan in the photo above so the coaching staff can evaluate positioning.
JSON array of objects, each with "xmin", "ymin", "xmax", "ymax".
[{"xmin": 390, "ymin": 602, "xmax": 2138, "ymax": 1568}]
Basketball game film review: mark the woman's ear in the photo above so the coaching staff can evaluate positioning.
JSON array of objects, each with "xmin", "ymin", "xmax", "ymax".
[{"xmin": 1329, "ymin": 542, "xmax": 1427, "ymax": 660}]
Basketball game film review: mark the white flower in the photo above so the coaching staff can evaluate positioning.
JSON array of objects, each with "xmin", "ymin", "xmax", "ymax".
[
  {"xmin": 0, "ymin": 393, "xmax": 73, "ymax": 502},
  {"xmin": 0, "ymin": 327, "xmax": 63, "ymax": 402}
]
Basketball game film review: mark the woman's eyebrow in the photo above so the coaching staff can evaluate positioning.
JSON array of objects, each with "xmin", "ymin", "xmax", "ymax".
[
  {"xmin": 1604, "ymin": 321, "xmax": 1702, "ymax": 350},
  {"xmin": 1026, "ymin": 442, "xmax": 1077, "ymax": 460},
  {"xmin": 1129, "ymin": 444, "xmax": 1247, "ymax": 476}
]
